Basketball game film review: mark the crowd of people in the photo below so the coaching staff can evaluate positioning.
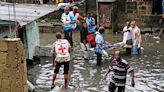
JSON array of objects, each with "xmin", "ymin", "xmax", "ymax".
[
  {"xmin": 50, "ymin": 6, "xmax": 142, "ymax": 92},
  {"xmin": 50, "ymin": 0, "xmax": 75, "ymax": 4}
]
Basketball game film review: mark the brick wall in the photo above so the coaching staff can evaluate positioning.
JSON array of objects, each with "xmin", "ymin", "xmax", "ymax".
[
  {"xmin": 124, "ymin": 1, "xmax": 153, "ymax": 27},
  {"xmin": 0, "ymin": 38, "xmax": 28, "ymax": 92}
]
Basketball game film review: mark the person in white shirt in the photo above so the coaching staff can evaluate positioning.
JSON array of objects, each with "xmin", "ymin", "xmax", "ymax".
[
  {"xmin": 122, "ymin": 21, "xmax": 133, "ymax": 54},
  {"xmin": 61, "ymin": 6, "xmax": 75, "ymax": 47},
  {"xmin": 69, "ymin": 6, "xmax": 83, "ymax": 30},
  {"xmin": 130, "ymin": 21, "xmax": 142, "ymax": 54},
  {"xmin": 51, "ymin": 32, "xmax": 71, "ymax": 89}
]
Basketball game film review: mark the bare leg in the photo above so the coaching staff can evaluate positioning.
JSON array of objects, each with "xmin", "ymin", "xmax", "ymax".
[
  {"xmin": 64, "ymin": 74, "xmax": 69, "ymax": 89},
  {"xmin": 51, "ymin": 73, "xmax": 57, "ymax": 89}
]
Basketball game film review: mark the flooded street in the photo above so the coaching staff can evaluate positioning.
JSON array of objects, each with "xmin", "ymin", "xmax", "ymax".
[{"xmin": 28, "ymin": 31, "xmax": 164, "ymax": 92}]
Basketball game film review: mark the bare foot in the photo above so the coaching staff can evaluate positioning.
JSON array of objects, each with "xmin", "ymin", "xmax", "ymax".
[
  {"xmin": 64, "ymin": 84, "xmax": 68, "ymax": 89},
  {"xmin": 51, "ymin": 84, "xmax": 55, "ymax": 90}
]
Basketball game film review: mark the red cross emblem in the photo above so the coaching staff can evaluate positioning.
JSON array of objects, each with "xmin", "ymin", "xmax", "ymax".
[
  {"xmin": 66, "ymin": 16, "xmax": 69, "ymax": 22},
  {"xmin": 58, "ymin": 45, "xmax": 66, "ymax": 53}
]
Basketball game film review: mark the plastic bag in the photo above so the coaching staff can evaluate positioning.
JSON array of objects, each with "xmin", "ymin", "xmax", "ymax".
[{"xmin": 102, "ymin": 49, "xmax": 109, "ymax": 58}]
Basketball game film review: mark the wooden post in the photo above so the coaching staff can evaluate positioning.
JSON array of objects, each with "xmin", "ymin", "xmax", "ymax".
[{"xmin": 96, "ymin": 0, "xmax": 99, "ymax": 27}]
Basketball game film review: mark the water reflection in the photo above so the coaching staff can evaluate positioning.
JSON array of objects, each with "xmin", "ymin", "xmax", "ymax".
[{"xmin": 28, "ymin": 32, "xmax": 164, "ymax": 92}]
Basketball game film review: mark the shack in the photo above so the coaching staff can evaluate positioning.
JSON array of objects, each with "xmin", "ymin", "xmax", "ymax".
[
  {"xmin": 0, "ymin": 2, "xmax": 58, "ymax": 60},
  {"xmin": 97, "ymin": 0, "xmax": 116, "ymax": 28}
]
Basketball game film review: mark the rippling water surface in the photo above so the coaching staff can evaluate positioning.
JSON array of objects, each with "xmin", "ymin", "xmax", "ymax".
[{"xmin": 28, "ymin": 31, "xmax": 164, "ymax": 92}]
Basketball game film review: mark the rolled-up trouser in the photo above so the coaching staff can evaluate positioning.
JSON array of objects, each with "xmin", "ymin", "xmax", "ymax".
[
  {"xmin": 132, "ymin": 45, "xmax": 141, "ymax": 55},
  {"xmin": 95, "ymin": 52, "xmax": 102, "ymax": 66},
  {"xmin": 64, "ymin": 29, "xmax": 73, "ymax": 47},
  {"xmin": 125, "ymin": 39, "xmax": 133, "ymax": 54},
  {"xmin": 80, "ymin": 43, "xmax": 89, "ymax": 51},
  {"xmin": 126, "ymin": 48, "xmax": 131, "ymax": 55}
]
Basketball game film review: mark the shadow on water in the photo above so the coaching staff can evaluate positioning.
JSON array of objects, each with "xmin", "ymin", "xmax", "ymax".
[{"xmin": 28, "ymin": 31, "xmax": 164, "ymax": 92}]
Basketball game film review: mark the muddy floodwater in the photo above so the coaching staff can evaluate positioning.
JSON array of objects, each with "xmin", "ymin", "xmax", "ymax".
[{"xmin": 28, "ymin": 30, "xmax": 164, "ymax": 92}]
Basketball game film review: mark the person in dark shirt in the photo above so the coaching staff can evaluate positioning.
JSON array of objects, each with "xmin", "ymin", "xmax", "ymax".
[
  {"xmin": 80, "ymin": 21, "xmax": 89, "ymax": 51},
  {"xmin": 104, "ymin": 51, "xmax": 135, "ymax": 92}
]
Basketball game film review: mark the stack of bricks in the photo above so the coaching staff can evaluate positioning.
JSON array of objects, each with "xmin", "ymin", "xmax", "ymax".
[{"xmin": 0, "ymin": 38, "xmax": 28, "ymax": 92}]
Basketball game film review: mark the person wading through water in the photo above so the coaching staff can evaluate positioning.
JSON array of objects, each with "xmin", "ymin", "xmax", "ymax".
[
  {"xmin": 94, "ymin": 27, "xmax": 108, "ymax": 66},
  {"xmin": 130, "ymin": 21, "xmax": 142, "ymax": 55},
  {"xmin": 61, "ymin": 6, "xmax": 76, "ymax": 47},
  {"xmin": 69, "ymin": 6, "xmax": 83, "ymax": 31},
  {"xmin": 104, "ymin": 51, "xmax": 135, "ymax": 92},
  {"xmin": 51, "ymin": 32, "xmax": 72, "ymax": 89},
  {"xmin": 80, "ymin": 21, "xmax": 89, "ymax": 51},
  {"xmin": 122, "ymin": 21, "xmax": 133, "ymax": 54}
]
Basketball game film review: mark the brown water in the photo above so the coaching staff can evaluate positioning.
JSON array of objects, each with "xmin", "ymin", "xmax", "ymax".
[{"xmin": 28, "ymin": 31, "xmax": 164, "ymax": 92}]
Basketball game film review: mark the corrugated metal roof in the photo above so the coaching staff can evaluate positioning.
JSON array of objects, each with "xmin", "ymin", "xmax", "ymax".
[
  {"xmin": 98, "ymin": 0, "xmax": 116, "ymax": 2},
  {"xmin": 0, "ymin": 2, "xmax": 58, "ymax": 26}
]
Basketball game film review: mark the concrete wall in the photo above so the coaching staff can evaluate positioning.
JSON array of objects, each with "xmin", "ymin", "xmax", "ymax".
[
  {"xmin": 34, "ymin": 45, "xmax": 52, "ymax": 57},
  {"xmin": 0, "ymin": 38, "xmax": 28, "ymax": 92},
  {"xmin": 86, "ymin": 0, "xmax": 97, "ymax": 14}
]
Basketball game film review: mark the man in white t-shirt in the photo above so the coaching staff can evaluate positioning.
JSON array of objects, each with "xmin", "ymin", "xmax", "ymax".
[
  {"xmin": 123, "ymin": 22, "xmax": 132, "ymax": 44},
  {"xmin": 130, "ymin": 21, "xmax": 142, "ymax": 54},
  {"xmin": 122, "ymin": 21, "xmax": 133, "ymax": 54},
  {"xmin": 69, "ymin": 6, "xmax": 83, "ymax": 30},
  {"xmin": 61, "ymin": 6, "xmax": 75, "ymax": 47},
  {"xmin": 51, "ymin": 32, "xmax": 71, "ymax": 89}
]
